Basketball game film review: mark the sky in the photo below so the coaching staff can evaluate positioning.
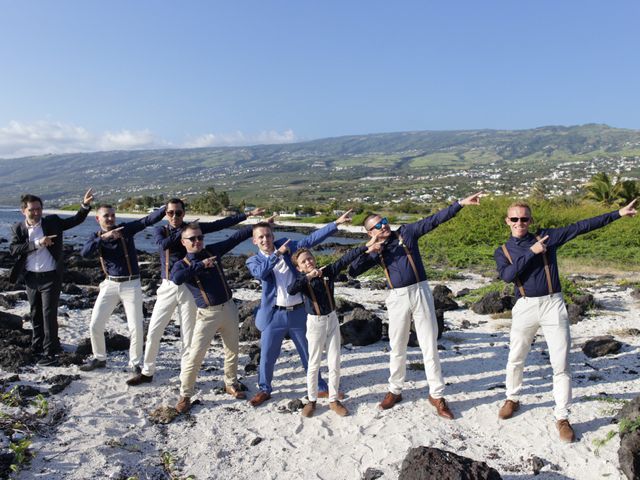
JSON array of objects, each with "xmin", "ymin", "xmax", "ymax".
[{"xmin": 1, "ymin": 1, "xmax": 639, "ymax": 158}]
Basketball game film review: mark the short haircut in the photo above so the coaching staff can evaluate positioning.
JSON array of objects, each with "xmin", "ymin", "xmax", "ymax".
[
  {"xmin": 363, "ymin": 213, "xmax": 379, "ymax": 228},
  {"xmin": 507, "ymin": 202, "xmax": 531, "ymax": 215},
  {"xmin": 167, "ymin": 198, "xmax": 185, "ymax": 210},
  {"xmin": 292, "ymin": 248, "xmax": 313, "ymax": 266},
  {"xmin": 20, "ymin": 194, "xmax": 43, "ymax": 209},
  {"xmin": 181, "ymin": 222, "xmax": 201, "ymax": 238},
  {"xmin": 97, "ymin": 204, "xmax": 115, "ymax": 212},
  {"xmin": 252, "ymin": 221, "xmax": 273, "ymax": 232}
]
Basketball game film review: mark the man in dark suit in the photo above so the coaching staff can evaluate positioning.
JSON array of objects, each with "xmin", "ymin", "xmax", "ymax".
[{"xmin": 9, "ymin": 189, "xmax": 94, "ymax": 366}]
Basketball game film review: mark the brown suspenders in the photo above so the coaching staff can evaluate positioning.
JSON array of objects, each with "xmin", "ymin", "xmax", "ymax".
[
  {"xmin": 379, "ymin": 234, "xmax": 420, "ymax": 289},
  {"xmin": 164, "ymin": 225, "xmax": 170, "ymax": 280},
  {"xmin": 119, "ymin": 238, "xmax": 134, "ymax": 276},
  {"xmin": 182, "ymin": 257, "xmax": 212, "ymax": 307},
  {"xmin": 305, "ymin": 276, "xmax": 336, "ymax": 316},
  {"xmin": 501, "ymin": 237, "xmax": 554, "ymax": 297}
]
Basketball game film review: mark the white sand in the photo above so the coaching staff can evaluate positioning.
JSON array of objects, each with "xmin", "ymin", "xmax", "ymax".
[{"xmin": 4, "ymin": 273, "xmax": 639, "ymax": 480}]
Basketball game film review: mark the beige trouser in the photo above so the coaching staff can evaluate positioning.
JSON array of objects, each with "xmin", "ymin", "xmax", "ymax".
[
  {"xmin": 505, "ymin": 292, "xmax": 572, "ymax": 420},
  {"xmin": 89, "ymin": 278, "xmax": 143, "ymax": 367},
  {"xmin": 306, "ymin": 311, "xmax": 342, "ymax": 402},
  {"xmin": 142, "ymin": 279, "xmax": 197, "ymax": 376},
  {"xmin": 179, "ymin": 299, "xmax": 240, "ymax": 398},
  {"xmin": 386, "ymin": 280, "xmax": 445, "ymax": 398}
]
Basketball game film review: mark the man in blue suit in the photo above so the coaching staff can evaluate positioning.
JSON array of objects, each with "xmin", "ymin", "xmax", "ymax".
[{"xmin": 246, "ymin": 210, "xmax": 352, "ymax": 406}]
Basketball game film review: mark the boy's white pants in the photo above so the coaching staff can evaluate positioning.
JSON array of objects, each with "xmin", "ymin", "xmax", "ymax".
[
  {"xmin": 505, "ymin": 292, "xmax": 572, "ymax": 420},
  {"xmin": 142, "ymin": 279, "xmax": 197, "ymax": 376},
  {"xmin": 89, "ymin": 278, "xmax": 144, "ymax": 367},
  {"xmin": 306, "ymin": 311, "xmax": 342, "ymax": 402},
  {"xmin": 386, "ymin": 280, "xmax": 445, "ymax": 398}
]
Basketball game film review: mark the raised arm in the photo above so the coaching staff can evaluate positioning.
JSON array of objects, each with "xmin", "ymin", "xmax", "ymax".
[
  {"xmin": 287, "ymin": 273, "xmax": 309, "ymax": 296},
  {"xmin": 205, "ymin": 226, "xmax": 253, "ymax": 257},
  {"xmin": 60, "ymin": 188, "xmax": 94, "ymax": 230},
  {"xmin": 170, "ymin": 258, "xmax": 205, "ymax": 286},
  {"xmin": 323, "ymin": 245, "xmax": 368, "ymax": 279},
  {"xmin": 122, "ymin": 206, "xmax": 167, "ymax": 236},
  {"xmin": 81, "ymin": 232, "xmax": 101, "ymax": 258}
]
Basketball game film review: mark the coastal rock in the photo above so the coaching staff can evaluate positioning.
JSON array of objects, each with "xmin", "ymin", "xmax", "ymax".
[
  {"xmin": 0, "ymin": 329, "xmax": 34, "ymax": 371},
  {"xmin": 363, "ymin": 468, "xmax": 384, "ymax": 480},
  {"xmin": 238, "ymin": 300, "xmax": 261, "ymax": 342},
  {"xmin": 567, "ymin": 303, "xmax": 583, "ymax": 325},
  {"xmin": 432, "ymin": 285, "xmax": 458, "ymax": 311},
  {"xmin": 471, "ymin": 291, "xmax": 514, "ymax": 315},
  {"xmin": 335, "ymin": 297, "xmax": 366, "ymax": 315},
  {"xmin": 0, "ymin": 310, "xmax": 23, "ymax": 330},
  {"xmin": 582, "ymin": 336, "xmax": 622, "ymax": 358},
  {"xmin": 76, "ymin": 332, "xmax": 130, "ymax": 355},
  {"xmin": 398, "ymin": 446, "xmax": 502, "ymax": 480},
  {"xmin": 340, "ymin": 308, "xmax": 382, "ymax": 346},
  {"xmin": 615, "ymin": 395, "xmax": 640, "ymax": 480}
]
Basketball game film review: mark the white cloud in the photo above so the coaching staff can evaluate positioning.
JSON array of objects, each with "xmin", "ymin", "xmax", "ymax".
[{"xmin": 0, "ymin": 120, "xmax": 298, "ymax": 158}]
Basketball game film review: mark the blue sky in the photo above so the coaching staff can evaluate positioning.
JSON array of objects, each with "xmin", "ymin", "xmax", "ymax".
[{"xmin": 1, "ymin": 1, "xmax": 638, "ymax": 157}]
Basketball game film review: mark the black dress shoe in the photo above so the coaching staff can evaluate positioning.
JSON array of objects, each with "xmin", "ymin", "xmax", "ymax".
[
  {"xmin": 126, "ymin": 373, "xmax": 153, "ymax": 386},
  {"xmin": 37, "ymin": 356, "xmax": 59, "ymax": 367},
  {"xmin": 79, "ymin": 358, "xmax": 107, "ymax": 371}
]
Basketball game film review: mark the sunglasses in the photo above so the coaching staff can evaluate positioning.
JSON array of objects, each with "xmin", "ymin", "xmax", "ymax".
[
  {"xmin": 369, "ymin": 217, "xmax": 389, "ymax": 231},
  {"xmin": 509, "ymin": 217, "xmax": 531, "ymax": 223},
  {"xmin": 167, "ymin": 210, "xmax": 184, "ymax": 217},
  {"xmin": 184, "ymin": 235, "xmax": 204, "ymax": 243}
]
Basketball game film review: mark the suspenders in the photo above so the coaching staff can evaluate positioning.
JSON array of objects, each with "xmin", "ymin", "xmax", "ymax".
[
  {"xmin": 305, "ymin": 276, "xmax": 335, "ymax": 316},
  {"xmin": 501, "ymin": 236, "xmax": 554, "ymax": 297},
  {"xmin": 182, "ymin": 255, "xmax": 231, "ymax": 307},
  {"xmin": 97, "ymin": 231, "xmax": 134, "ymax": 278},
  {"xmin": 163, "ymin": 225, "xmax": 170, "ymax": 280},
  {"xmin": 379, "ymin": 234, "xmax": 421, "ymax": 289}
]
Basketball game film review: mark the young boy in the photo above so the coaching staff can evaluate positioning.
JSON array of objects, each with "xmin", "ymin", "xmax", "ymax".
[{"xmin": 287, "ymin": 238, "xmax": 380, "ymax": 417}]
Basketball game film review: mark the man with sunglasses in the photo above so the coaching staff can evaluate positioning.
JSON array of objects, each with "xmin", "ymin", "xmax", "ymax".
[
  {"xmin": 348, "ymin": 192, "xmax": 482, "ymax": 416},
  {"xmin": 170, "ymin": 222, "xmax": 257, "ymax": 413},
  {"xmin": 79, "ymin": 204, "xmax": 166, "ymax": 378},
  {"xmin": 128, "ymin": 198, "xmax": 264, "ymax": 387},
  {"xmin": 495, "ymin": 199, "xmax": 637, "ymax": 443}
]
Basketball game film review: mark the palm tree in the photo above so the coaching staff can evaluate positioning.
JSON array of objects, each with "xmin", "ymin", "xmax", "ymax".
[
  {"xmin": 613, "ymin": 180, "xmax": 640, "ymax": 206},
  {"xmin": 584, "ymin": 172, "xmax": 616, "ymax": 206}
]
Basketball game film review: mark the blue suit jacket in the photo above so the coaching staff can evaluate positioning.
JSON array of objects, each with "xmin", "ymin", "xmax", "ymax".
[{"xmin": 246, "ymin": 222, "xmax": 338, "ymax": 331}]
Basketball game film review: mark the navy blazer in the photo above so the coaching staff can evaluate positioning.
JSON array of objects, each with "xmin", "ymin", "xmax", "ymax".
[
  {"xmin": 245, "ymin": 222, "xmax": 338, "ymax": 331},
  {"xmin": 9, "ymin": 205, "xmax": 91, "ymax": 283}
]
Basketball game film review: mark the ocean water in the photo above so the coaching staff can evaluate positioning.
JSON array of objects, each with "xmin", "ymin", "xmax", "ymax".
[{"xmin": 0, "ymin": 208, "xmax": 361, "ymax": 255}]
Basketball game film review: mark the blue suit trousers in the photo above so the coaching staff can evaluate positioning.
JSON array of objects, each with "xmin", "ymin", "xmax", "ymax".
[{"xmin": 258, "ymin": 305, "xmax": 328, "ymax": 394}]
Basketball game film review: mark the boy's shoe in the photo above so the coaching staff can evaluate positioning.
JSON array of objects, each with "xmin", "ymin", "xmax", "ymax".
[
  {"xmin": 126, "ymin": 373, "xmax": 153, "ymax": 386},
  {"xmin": 318, "ymin": 391, "xmax": 345, "ymax": 400},
  {"xmin": 329, "ymin": 401, "xmax": 349, "ymax": 417},
  {"xmin": 498, "ymin": 400, "xmax": 520, "ymax": 420},
  {"xmin": 557, "ymin": 419, "xmax": 576, "ymax": 443},
  {"xmin": 301, "ymin": 401, "xmax": 316, "ymax": 418},
  {"xmin": 249, "ymin": 391, "xmax": 271, "ymax": 407},
  {"xmin": 379, "ymin": 392, "xmax": 402, "ymax": 410},
  {"xmin": 175, "ymin": 396, "xmax": 192, "ymax": 414},
  {"xmin": 79, "ymin": 358, "xmax": 106, "ymax": 371}
]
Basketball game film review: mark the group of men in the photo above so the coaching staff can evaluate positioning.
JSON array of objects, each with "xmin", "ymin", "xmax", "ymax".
[{"xmin": 8, "ymin": 189, "xmax": 637, "ymax": 443}]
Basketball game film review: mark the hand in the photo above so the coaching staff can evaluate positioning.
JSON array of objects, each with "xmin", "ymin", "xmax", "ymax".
[
  {"xmin": 365, "ymin": 229, "xmax": 384, "ymax": 247},
  {"xmin": 530, "ymin": 235, "xmax": 549, "ymax": 254},
  {"xmin": 306, "ymin": 268, "xmax": 322, "ymax": 279},
  {"xmin": 619, "ymin": 199, "xmax": 638, "ymax": 218},
  {"xmin": 248, "ymin": 207, "xmax": 266, "ymax": 217},
  {"xmin": 335, "ymin": 208, "xmax": 354, "ymax": 225},
  {"xmin": 100, "ymin": 227, "xmax": 124, "ymax": 240},
  {"xmin": 83, "ymin": 188, "xmax": 94, "ymax": 205},
  {"xmin": 366, "ymin": 241, "xmax": 383, "ymax": 254},
  {"xmin": 40, "ymin": 235, "xmax": 57, "ymax": 247},
  {"xmin": 277, "ymin": 239, "xmax": 291, "ymax": 255},
  {"xmin": 266, "ymin": 214, "xmax": 278, "ymax": 224},
  {"xmin": 459, "ymin": 192, "xmax": 483, "ymax": 207},
  {"xmin": 202, "ymin": 256, "xmax": 217, "ymax": 268}
]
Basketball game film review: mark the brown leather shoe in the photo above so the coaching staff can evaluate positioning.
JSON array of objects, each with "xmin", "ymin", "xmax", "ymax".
[
  {"xmin": 379, "ymin": 392, "xmax": 402, "ymax": 410},
  {"xmin": 225, "ymin": 383, "xmax": 247, "ymax": 399},
  {"xmin": 318, "ymin": 391, "xmax": 345, "ymax": 400},
  {"xmin": 428, "ymin": 395, "xmax": 454, "ymax": 420},
  {"xmin": 498, "ymin": 400, "xmax": 520, "ymax": 420},
  {"xmin": 175, "ymin": 396, "xmax": 191, "ymax": 414},
  {"xmin": 557, "ymin": 419, "xmax": 576, "ymax": 443},
  {"xmin": 301, "ymin": 401, "xmax": 316, "ymax": 418},
  {"xmin": 126, "ymin": 373, "xmax": 153, "ymax": 386},
  {"xmin": 329, "ymin": 400, "xmax": 349, "ymax": 417},
  {"xmin": 249, "ymin": 391, "xmax": 271, "ymax": 407}
]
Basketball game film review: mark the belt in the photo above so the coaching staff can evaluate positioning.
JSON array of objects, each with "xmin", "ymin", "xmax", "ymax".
[
  {"xmin": 274, "ymin": 303, "xmax": 304, "ymax": 311},
  {"xmin": 107, "ymin": 275, "xmax": 140, "ymax": 283}
]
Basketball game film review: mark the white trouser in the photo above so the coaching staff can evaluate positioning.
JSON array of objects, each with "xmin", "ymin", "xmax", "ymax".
[
  {"xmin": 505, "ymin": 292, "xmax": 571, "ymax": 420},
  {"xmin": 142, "ymin": 279, "xmax": 197, "ymax": 376},
  {"xmin": 386, "ymin": 280, "xmax": 445, "ymax": 398},
  {"xmin": 180, "ymin": 299, "xmax": 240, "ymax": 398},
  {"xmin": 306, "ymin": 311, "xmax": 341, "ymax": 402},
  {"xmin": 89, "ymin": 278, "xmax": 144, "ymax": 367}
]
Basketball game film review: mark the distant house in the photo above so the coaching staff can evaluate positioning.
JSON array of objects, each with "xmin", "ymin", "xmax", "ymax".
[{"xmin": 222, "ymin": 208, "xmax": 240, "ymax": 216}]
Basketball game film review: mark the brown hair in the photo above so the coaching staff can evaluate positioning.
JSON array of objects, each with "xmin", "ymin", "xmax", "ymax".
[
  {"xmin": 292, "ymin": 248, "xmax": 313, "ymax": 266},
  {"xmin": 507, "ymin": 201, "xmax": 531, "ymax": 215},
  {"xmin": 20, "ymin": 194, "xmax": 43, "ymax": 209}
]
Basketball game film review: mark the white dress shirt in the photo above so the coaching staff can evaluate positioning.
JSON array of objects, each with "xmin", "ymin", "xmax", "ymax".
[
  {"xmin": 260, "ymin": 250, "xmax": 303, "ymax": 307},
  {"xmin": 25, "ymin": 221, "xmax": 56, "ymax": 273}
]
